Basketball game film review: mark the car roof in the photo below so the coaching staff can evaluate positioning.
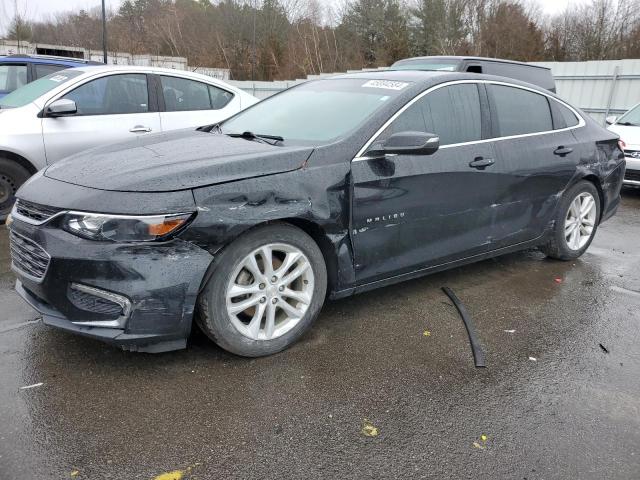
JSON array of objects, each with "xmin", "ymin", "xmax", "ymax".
[
  {"xmin": 392, "ymin": 55, "xmax": 551, "ymax": 71},
  {"xmin": 0, "ymin": 54, "xmax": 102, "ymax": 66},
  {"xmin": 331, "ymin": 69, "xmax": 555, "ymax": 96}
]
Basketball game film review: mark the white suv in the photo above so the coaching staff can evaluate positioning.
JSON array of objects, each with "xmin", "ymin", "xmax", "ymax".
[
  {"xmin": 0, "ymin": 65, "xmax": 257, "ymax": 219},
  {"xmin": 607, "ymin": 102, "xmax": 640, "ymax": 186}
]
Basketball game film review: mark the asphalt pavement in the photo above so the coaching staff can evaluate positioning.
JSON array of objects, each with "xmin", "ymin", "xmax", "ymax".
[{"xmin": 1, "ymin": 191, "xmax": 639, "ymax": 479}]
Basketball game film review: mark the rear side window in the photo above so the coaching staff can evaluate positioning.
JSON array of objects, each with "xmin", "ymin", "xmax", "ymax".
[
  {"xmin": 34, "ymin": 63, "xmax": 67, "ymax": 79},
  {"xmin": 553, "ymin": 101, "xmax": 580, "ymax": 128},
  {"xmin": 63, "ymin": 74, "xmax": 149, "ymax": 115},
  {"xmin": 378, "ymin": 83, "xmax": 482, "ymax": 147},
  {"xmin": 0, "ymin": 64, "xmax": 27, "ymax": 92},
  {"xmin": 490, "ymin": 85, "xmax": 552, "ymax": 137},
  {"xmin": 161, "ymin": 76, "xmax": 234, "ymax": 111}
]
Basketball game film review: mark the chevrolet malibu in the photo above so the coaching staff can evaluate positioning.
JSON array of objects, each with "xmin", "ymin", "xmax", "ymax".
[{"xmin": 9, "ymin": 71, "xmax": 625, "ymax": 357}]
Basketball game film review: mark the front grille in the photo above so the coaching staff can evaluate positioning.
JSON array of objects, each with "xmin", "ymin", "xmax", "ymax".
[
  {"xmin": 9, "ymin": 230, "xmax": 51, "ymax": 281},
  {"xmin": 624, "ymin": 170, "xmax": 640, "ymax": 183},
  {"xmin": 68, "ymin": 285, "xmax": 124, "ymax": 317},
  {"xmin": 14, "ymin": 199, "xmax": 62, "ymax": 223}
]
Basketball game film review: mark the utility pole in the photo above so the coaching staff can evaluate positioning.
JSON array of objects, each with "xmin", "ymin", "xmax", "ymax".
[
  {"xmin": 101, "ymin": 0, "xmax": 108, "ymax": 63},
  {"xmin": 251, "ymin": 0, "xmax": 257, "ymax": 82}
]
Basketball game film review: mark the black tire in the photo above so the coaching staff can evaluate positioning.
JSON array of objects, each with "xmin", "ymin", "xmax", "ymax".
[
  {"xmin": 0, "ymin": 158, "xmax": 31, "ymax": 222},
  {"xmin": 539, "ymin": 180, "xmax": 601, "ymax": 260},
  {"xmin": 196, "ymin": 223, "xmax": 327, "ymax": 357}
]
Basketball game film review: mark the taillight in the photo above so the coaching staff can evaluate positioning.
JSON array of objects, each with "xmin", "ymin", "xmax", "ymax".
[{"xmin": 618, "ymin": 139, "xmax": 626, "ymax": 151}]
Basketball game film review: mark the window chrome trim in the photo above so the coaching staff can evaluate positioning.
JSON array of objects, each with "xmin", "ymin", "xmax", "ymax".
[{"xmin": 353, "ymin": 79, "xmax": 585, "ymax": 162}]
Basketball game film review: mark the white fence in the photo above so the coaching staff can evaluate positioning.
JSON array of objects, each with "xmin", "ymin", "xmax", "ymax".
[{"xmin": 230, "ymin": 61, "xmax": 640, "ymax": 125}]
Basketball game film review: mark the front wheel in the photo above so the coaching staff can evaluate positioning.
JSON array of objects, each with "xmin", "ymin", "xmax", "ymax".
[
  {"xmin": 0, "ymin": 158, "xmax": 31, "ymax": 222},
  {"xmin": 196, "ymin": 224, "xmax": 327, "ymax": 357},
  {"xmin": 540, "ymin": 180, "xmax": 601, "ymax": 260}
]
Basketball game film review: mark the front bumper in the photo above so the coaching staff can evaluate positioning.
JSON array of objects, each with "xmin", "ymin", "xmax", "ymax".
[
  {"xmin": 623, "ymin": 154, "xmax": 640, "ymax": 186},
  {"xmin": 10, "ymin": 218, "xmax": 214, "ymax": 352}
]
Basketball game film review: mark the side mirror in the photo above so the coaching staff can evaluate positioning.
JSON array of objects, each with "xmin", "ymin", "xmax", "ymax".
[
  {"xmin": 605, "ymin": 115, "xmax": 617, "ymax": 125},
  {"xmin": 368, "ymin": 131, "xmax": 440, "ymax": 157},
  {"xmin": 46, "ymin": 99, "xmax": 77, "ymax": 117}
]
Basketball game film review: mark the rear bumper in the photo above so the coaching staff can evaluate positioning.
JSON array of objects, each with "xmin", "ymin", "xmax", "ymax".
[{"xmin": 10, "ymin": 218, "xmax": 214, "ymax": 353}]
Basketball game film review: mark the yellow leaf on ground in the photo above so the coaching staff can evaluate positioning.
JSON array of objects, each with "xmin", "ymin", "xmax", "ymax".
[
  {"xmin": 362, "ymin": 419, "xmax": 379, "ymax": 437},
  {"xmin": 423, "ymin": 330, "xmax": 431, "ymax": 337},
  {"xmin": 153, "ymin": 470, "xmax": 184, "ymax": 480},
  {"xmin": 70, "ymin": 471, "xmax": 79, "ymax": 478}
]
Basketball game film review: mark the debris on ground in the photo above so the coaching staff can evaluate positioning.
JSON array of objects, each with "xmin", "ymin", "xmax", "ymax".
[
  {"xmin": 529, "ymin": 357, "xmax": 537, "ymax": 362},
  {"xmin": 554, "ymin": 278, "xmax": 563, "ymax": 284},
  {"xmin": 153, "ymin": 470, "xmax": 184, "ymax": 480},
  {"xmin": 441, "ymin": 286, "xmax": 486, "ymax": 368},
  {"xmin": 423, "ymin": 330, "xmax": 431, "ymax": 337},
  {"xmin": 19, "ymin": 382, "xmax": 43, "ymax": 390},
  {"xmin": 473, "ymin": 434, "xmax": 489, "ymax": 450},
  {"xmin": 70, "ymin": 470, "xmax": 79, "ymax": 478},
  {"xmin": 361, "ymin": 419, "xmax": 379, "ymax": 437},
  {"xmin": 599, "ymin": 344, "xmax": 609, "ymax": 354},
  {"xmin": 504, "ymin": 329, "xmax": 516, "ymax": 334}
]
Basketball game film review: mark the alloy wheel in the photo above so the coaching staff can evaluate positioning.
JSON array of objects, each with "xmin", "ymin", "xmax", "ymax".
[
  {"xmin": 564, "ymin": 192, "xmax": 597, "ymax": 251},
  {"xmin": 225, "ymin": 243, "xmax": 315, "ymax": 341}
]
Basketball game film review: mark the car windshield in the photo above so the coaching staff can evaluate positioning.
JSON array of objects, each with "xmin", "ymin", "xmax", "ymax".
[
  {"xmin": 391, "ymin": 59, "xmax": 461, "ymax": 71},
  {"xmin": 617, "ymin": 104, "xmax": 640, "ymax": 126},
  {"xmin": 0, "ymin": 70, "xmax": 83, "ymax": 109},
  {"xmin": 221, "ymin": 78, "xmax": 409, "ymax": 144}
]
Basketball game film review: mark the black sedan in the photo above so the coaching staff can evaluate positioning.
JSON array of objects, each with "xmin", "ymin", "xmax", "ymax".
[{"xmin": 8, "ymin": 71, "xmax": 625, "ymax": 356}]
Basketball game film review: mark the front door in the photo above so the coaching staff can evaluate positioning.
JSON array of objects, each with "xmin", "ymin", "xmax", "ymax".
[
  {"xmin": 351, "ymin": 82, "xmax": 499, "ymax": 284},
  {"xmin": 42, "ymin": 73, "xmax": 161, "ymax": 164}
]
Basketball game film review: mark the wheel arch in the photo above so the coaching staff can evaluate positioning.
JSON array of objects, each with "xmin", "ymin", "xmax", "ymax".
[
  {"xmin": 580, "ymin": 173, "xmax": 605, "ymax": 220},
  {"xmin": 0, "ymin": 150, "xmax": 38, "ymax": 175}
]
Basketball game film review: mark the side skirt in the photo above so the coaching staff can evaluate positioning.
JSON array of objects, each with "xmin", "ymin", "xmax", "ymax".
[{"xmin": 331, "ymin": 233, "xmax": 549, "ymax": 298}]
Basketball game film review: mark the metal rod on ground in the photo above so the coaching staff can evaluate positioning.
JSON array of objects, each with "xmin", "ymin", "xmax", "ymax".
[
  {"xmin": 442, "ymin": 287, "xmax": 486, "ymax": 368},
  {"xmin": 101, "ymin": 0, "xmax": 108, "ymax": 64}
]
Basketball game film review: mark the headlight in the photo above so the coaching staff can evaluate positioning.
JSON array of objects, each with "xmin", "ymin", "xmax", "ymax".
[{"xmin": 62, "ymin": 211, "xmax": 195, "ymax": 242}]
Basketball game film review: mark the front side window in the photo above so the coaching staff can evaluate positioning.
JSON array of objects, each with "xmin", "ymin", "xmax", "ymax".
[
  {"xmin": 490, "ymin": 84, "xmax": 552, "ymax": 137},
  {"xmin": 34, "ymin": 63, "xmax": 67, "ymax": 79},
  {"xmin": 63, "ymin": 74, "xmax": 149, "ymax": 115},
  {"xmin": 376, "ymin": 83, "xmax": 482, "ymax": 147},
  {"xmin": 0, "ymin": 70, "xmax": 83, "ymax": 109},
  {"xmin": 222, "ymin": 78, "xmax": 407, "ymax": 144},
  {"xmin": 0, "ymin": 64, "xmax": 28, "ymax": 92}
]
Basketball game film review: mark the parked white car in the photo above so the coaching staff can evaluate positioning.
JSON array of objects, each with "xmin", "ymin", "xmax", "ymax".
[
  {"xmin": 607, "ymin": 102, "xmax": 640, "ymax": 186},
  {"xmin": 0, "ymin": 65, "xmax": 257, "ymax": 218}
]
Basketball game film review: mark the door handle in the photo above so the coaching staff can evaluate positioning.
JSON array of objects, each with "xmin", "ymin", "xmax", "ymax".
[
  {"xmin": 554, "ymin": 146, "xmax": 573, "ymax": 156},
  {"xmin": 469, "ymin": 157, "xmax": 495, "ymax": 170},
  {"xmin": 129, "ymin": 125, "xmax": 152, "ymax": 133}
]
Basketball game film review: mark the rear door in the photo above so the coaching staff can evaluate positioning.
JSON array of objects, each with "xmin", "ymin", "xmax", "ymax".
[
  {"xmin": 42, "ymin": 73, "xmax": 161, "ymax": 163},
  {"xmin": 351, "ymin": 82, "xmax": 499, "ymax": 284},
  {"xmin": 157, "ymin": 74, "xmax": 239, "ymax": 131},
  {"xmin": 484, "ymin": 83, "xmax": 580, "ymax": 248}
]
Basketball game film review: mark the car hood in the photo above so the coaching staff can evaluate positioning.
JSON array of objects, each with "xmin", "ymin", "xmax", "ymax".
[{"xmin": 44, "ymin": 129, "xmax": 314, "ymax": 192}]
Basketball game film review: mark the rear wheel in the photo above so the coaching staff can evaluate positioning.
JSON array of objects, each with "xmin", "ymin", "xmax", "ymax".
[
  {"xmin": 540, "ymin": 180, "xmax": 600, "ymax": 260},
  {"xmin": 0, "ymin": 158, "xmax": 31, "ymax": 222},
  {"xmin": 196, "ymin": 224, "xmax": 327, "ymax": 357}
]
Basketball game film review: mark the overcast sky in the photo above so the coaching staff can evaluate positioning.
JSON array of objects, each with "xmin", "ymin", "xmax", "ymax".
[{"xmin": 2, "ymin": 0, "xmax": 589, "ymax": 23}]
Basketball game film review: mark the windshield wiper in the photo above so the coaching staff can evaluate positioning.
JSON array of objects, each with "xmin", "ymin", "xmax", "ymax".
[
  {"xmin": 227, "ymin": 131, "xmax": 284, "ymax": 145},
  {"xmin": 619, "ymin": 121, "xmax": 639, "ymax": 126}
]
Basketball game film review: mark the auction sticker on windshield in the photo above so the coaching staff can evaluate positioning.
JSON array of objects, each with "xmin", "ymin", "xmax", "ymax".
[{"xmin": 362, "ymin": 80, "xmax": 409, "ymax": 91}]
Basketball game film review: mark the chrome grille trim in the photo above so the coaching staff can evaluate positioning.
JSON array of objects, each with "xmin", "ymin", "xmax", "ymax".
[
  {"xmin": 13, "ymin": 200, "xmax": 63, "ymax": 225},
  {"xmin": 9, "ymin": 230, "xmax": 51, "ymax": 282},
  {"xmin": 69, "ymin": 283, "xmax": 132, "ymax": 328}
]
